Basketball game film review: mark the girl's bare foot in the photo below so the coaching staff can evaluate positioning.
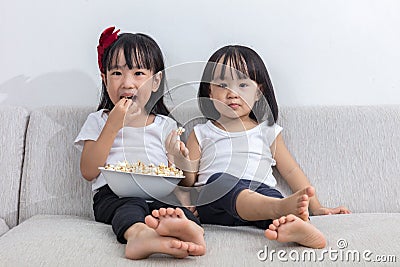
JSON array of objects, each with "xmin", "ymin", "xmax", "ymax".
[
  {"xmin": 145, "ymin": 207, "xmax": 206, "ymax": 256},
  {"xmin": 276, "ymin": 186, "xmax": 314, "ymax": 221},
  {"xmin": 236, "ymin": 186, "xmax": 313, "ymax": 221},
  {"xmin": 265, "ymin": 214, "xmax": 326, "ymax": 249},
  {"xmin": 124, "ymin": 223, "xmax": 190, "ymax": 260}
]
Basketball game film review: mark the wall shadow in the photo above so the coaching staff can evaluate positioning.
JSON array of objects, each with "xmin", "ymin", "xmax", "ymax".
[{"xmin": 0, "ymin": 70, "xmax": 99, "ymax": 109}]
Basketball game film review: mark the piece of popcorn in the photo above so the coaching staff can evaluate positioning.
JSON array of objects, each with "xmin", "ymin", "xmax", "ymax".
[{"xmin": 176, "ymin": 127, "xmax": 185, "ymax": 136}]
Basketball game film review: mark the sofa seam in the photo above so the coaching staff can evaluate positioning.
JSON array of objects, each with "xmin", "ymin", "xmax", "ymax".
[{"xmin": 17, "ymin": 111, "xmax": 31, "ymax": 225}]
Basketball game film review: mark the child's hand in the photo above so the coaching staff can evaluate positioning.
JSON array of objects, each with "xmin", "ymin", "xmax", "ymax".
[
  {"xmin": 107, "ymin": 98, "xmax": 140, "ymax": 131},
  {"xmin": 124, "ymin": 101, "xmax": 141, "ymax": 126},
  {"xmin": 165, "ymin": 129, "xmax": 198, "ymax": 176},
  {"xmin": 165, "ymin": 130, "xmax": 189, "ymax": 159},
  {"xmin": 312, "ymin": 206, "xmax": 351, "ymax": 215}
]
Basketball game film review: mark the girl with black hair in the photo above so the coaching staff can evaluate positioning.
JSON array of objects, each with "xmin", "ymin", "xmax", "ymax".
[
  {"xmin": 167, "ymin": 45, "xmax": 350, "ymax": 249},
  {"xmin": 75, "ymin": 27, "xmax": 205, "ymax": 260}
]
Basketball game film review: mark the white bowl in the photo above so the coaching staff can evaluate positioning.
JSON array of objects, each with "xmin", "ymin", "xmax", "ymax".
[{"xmin": 98, "ymin": 167, "xmax": 184, "ymax": 199}]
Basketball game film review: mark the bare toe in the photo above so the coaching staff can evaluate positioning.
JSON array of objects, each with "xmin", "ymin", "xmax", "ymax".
[
  {"xmin": 159, "ymin": 208, "xmax": 167, "ymax": 216},
  {"xmin": 285, "ymin": 214, "xmax": 296, "ymax": 222},
  {"xmin": 166, "ymin": 207, "xmax": 175, "ymax": 216},
  {"xmin": 172, "ymin": 240, "xmax": 189, "ymax": 251},
  {"xmin": 175, "ymin": 207, "xmax": 185, "ymax": 218},
  {"xmin": 151, "ymin": 209, "xmax": 160, "ymax": 218},
  {"xmin": 144, "ymin": 215, "xmax": 159, "ymax": 229},
  {"xmin": 269, "ymin": 223, "xmax": 277, "ymax": 231},
  {"xmin": 272, "ymin": 219, "xmax": 280, "ymax": 227},
  {"xmin": 265, "ymin": 229, "xmax": 278, "ymax": 240},
  {"xmin": 306, "ymin": 186, "xmax": 315, "ymax": 198}
]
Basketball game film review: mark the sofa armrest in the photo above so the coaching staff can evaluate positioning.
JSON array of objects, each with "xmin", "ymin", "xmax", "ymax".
[{"xmin": 0, "ymin": 218, "xmax": 10, "ymax": 236}]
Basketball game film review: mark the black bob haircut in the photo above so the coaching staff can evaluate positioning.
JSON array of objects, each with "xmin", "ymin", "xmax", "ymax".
[
  {"xmin": 198, "ymin": 45, "xmax": 278, "ymax": 125},
  {"xmin": 97, "ymin": 33, "xmax": 169, "ymax": 117}
]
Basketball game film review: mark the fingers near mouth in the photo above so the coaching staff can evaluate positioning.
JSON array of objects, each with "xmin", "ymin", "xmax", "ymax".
[{"xmin": 120, "ymin": 96, "xmax": 137, "ymax": 101}]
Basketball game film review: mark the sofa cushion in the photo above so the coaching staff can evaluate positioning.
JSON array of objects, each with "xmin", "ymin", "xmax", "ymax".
[
  {"xmin": 0, "ymin": 218, "xmax": 9, "ymax": 236},
  {"xmin": 275, "ymin": 105, "xmax": 400, "ymax": 213},
  {"xmin": 19, "ymin": 106, "xmax": 95, "ymax": 223},
  {"xmin": 0, "ymin": 214, "xmax": 398, "ymax": 266},
  {"xmin": 0, "ymin": 106, "xmax": 29, "ymax": 228}
]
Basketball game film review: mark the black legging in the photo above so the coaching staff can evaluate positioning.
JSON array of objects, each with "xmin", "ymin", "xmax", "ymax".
[{"xmin": 93, "ymin": 185, "xmax": 201, "ymax": 243}]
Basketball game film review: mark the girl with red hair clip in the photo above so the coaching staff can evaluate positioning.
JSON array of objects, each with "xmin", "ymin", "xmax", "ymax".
[{"xmin": 74, "ymin": 27, "xmax": 205, "ymax": 260}]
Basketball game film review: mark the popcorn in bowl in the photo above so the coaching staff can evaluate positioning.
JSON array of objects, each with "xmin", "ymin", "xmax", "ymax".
[
  {"xmin": 99, "ymin": 160, "xmax": 184, "ymax": 199},
  {"xmin": 104, "ymin": 160, "xmax": 184, "ymax": 178}
]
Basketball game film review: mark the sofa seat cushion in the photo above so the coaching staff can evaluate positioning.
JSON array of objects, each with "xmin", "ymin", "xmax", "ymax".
[
  {"xmin": 0, "ymin": 214, "xmax": 398, "ymax": 266},
  {"xmin": 0, "ymin": 218, "xmax": 9, "ymax": 237}
]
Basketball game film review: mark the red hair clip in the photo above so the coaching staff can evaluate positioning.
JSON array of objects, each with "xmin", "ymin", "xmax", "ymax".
[{"xmin": 97, "ymin": 26, "xmax": 120, "ymax": 73}]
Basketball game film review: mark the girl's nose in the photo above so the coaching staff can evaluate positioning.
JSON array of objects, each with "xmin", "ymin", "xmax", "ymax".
[
  {"xmin": 122, "ymin": 75, "xmax": 136, "ymax": 89},
  {"xmin": 227, "ymin": 88, "xmax": 239, "ymax": 98}
]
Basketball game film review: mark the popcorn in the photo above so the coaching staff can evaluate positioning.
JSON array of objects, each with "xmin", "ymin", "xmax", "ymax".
[
  {"xmin": 104, "ymin": 160, "xmax": 184, "ymax": 177},
  {"xmin": 176, "ymin": 127, "xmax": 185, "ymax": 136}
]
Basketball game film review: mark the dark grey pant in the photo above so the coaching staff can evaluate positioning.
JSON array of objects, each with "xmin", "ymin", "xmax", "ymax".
[{"xmin": 196, "ymin": 172, "xmax": 284, "ymax": 229}]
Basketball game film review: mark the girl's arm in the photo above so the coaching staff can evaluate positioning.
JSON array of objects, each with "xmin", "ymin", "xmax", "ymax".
[
  {"xmin": 169, "ymin": 131, "xmax": 201, "ymax": 216},
  {"xmin": 80, "ymin": 126, "xmax": 119, "ymax": 181},
  {"xmin": 183, "ymin": 131, "xmax": 201, "ymax": 187},
  {"xmin": 272, "ymin": 133, "xmax": 350, "ymax": 215},
  {"xmin": 165, "ymin": 130, "xmax": 200, "ymax": 187},
  {"xmin": 80, "ymin": 99, "xmax": 133, "ymax": 181}
]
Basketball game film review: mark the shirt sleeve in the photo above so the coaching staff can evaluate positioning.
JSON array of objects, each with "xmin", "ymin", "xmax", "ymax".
[
  {"xmin": 161, "ymin": 116, "xmax": 178, "ymax": 147},
  {"xmin": 266, "ymin": 123, "xmax": 283, "ymax": 146},
  {"xmin": 273, "ymin": 123, "xmax": 283, "ymax": 143},
  {"xmin": 74, "ymin": 112, "xmax": 103, "ymax": 152}
]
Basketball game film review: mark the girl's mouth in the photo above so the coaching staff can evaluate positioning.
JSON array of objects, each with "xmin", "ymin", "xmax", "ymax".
[{"xmin": 120, "ymin": 95, "xmax": 137, "ymax": 101}]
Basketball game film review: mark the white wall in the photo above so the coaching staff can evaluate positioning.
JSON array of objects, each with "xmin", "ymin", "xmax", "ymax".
[{"xmin": 1, "ymin": 0, "xmax": 399, "ymax": 108}]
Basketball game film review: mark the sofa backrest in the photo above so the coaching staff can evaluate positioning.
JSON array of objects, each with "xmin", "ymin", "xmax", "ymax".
[
  {"xmin": 0, "ymin": 106, "xmax": 29, "ymax": 228},
  {"xmin": 275, "ymin": 105, "xmax": 400, "ymax": 213},
  {"xmin": 19, "ymin": 106, "xmax": 95, "ymax": 223},
  {"xmin": 18, "ymin": 105, "xmax": 400, "ymax": 223},
  {"xmin": 171, "ymin": 104, "xmax": 400, "ymax": 213}
]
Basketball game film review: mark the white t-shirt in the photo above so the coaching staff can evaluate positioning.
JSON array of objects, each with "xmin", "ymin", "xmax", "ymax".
[
  {"xmin": 74, "ymin": 110, "xmax": 177, "ymax": 191},
  {"xmin": 193, "ymin": 120, "xmax": 282, "ymax": 187}
]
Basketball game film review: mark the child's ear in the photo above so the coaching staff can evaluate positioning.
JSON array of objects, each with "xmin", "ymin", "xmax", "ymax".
[
  {"xmin": 101, "ymin": 73, "xmax": 107, "ymax": 86},
  {"xmin": 152, "ymin": 71, "xmax": 162, "ymax": 92}
]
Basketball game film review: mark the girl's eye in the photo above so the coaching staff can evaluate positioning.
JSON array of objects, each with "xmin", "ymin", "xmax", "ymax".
[
  {"xmin": 239, "ymin": 83, "xmax": 248, "ymax": 88},
  {"xmin": 135, "ymin": 71, "xmax": 145, "ymax": 76},
  {"xmin": 218, "ymin": 83, "xmax": 228, "ymax": 88},
  {"xmin": 111, "ymin": 71, "xmax": 122, "ymax": 76}
]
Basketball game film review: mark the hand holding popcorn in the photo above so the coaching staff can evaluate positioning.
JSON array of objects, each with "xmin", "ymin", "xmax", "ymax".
[
  {"xmin": 166, "ymin": 127, "xmax": 189, "ymax": 159},
  {"xmin": 123, "ymin": 100, "xmax": 142, "ymax": 126}
]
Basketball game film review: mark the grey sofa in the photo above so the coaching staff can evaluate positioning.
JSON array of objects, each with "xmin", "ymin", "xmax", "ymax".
[{"xmin": 0, "ymin": 105, "xmax": 399, "ymax": 266}]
